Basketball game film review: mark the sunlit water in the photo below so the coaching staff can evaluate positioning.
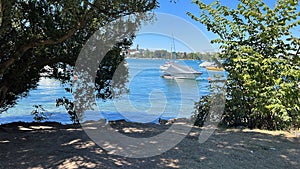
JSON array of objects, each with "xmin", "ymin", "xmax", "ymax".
[{"xmin": 0, "ymin": 58, "xmax": 223, "ymax": 124}]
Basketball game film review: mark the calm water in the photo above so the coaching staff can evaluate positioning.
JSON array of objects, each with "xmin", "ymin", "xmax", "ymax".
[{"xmin": 0, "ymin": 58, "xmax": 224, "ymax": 124}]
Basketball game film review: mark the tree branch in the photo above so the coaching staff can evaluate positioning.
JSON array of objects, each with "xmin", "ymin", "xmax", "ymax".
[
  {"xmin": 295, "ymin": 45, "xmax": 300, "ymax": 57},
  {"xmin": 0, "ymin": 0, "xmax": 157, "ymax": 75},
  {"xmin": 0, "ymin": 0, "xmax": 2, "ymax": 27},
  {"xmin": 0, "ymin": 9, "xmax": 92, "ymax": 75}
]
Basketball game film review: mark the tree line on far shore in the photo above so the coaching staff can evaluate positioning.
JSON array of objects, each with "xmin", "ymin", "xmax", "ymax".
[{"xmin": 127, "ymin": 48, "xmax": 219, "ymax": 61}]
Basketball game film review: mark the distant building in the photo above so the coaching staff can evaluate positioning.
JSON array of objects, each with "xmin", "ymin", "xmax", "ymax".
[{"xmin": 129, "ymin": 49, "xmax": 140, "ymax": 55}]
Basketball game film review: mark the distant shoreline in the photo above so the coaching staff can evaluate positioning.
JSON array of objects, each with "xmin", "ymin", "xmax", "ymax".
[{"xmin": 126, "ymin": 57, "xmax": 201, "ymax": 61}]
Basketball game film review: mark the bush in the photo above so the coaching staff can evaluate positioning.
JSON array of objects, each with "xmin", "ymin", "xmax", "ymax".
[
  {"xmin": 190, "ymin": 0, "xmax": 300, "ymax": 130},
  {"xmin": 31, "ymin": 105, "xmax": 48, "ymax": 122}
]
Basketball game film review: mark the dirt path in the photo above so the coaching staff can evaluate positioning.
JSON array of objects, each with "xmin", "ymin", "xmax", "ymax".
[{"xmin": 0, "ymin": 121, "xmax": 299, "ymax": 169}]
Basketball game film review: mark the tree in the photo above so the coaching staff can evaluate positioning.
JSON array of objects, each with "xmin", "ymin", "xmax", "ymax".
[
  {"xmin": 0, "ymin": 0, "xmax": 158, "ymax": 113},
  {"xmin": 154, "ymin": 49, "xmax": 169, "ymax": 58},
  {"xmin": 189, "ymin": 0, "xmax": 300, "ymax": 130}
]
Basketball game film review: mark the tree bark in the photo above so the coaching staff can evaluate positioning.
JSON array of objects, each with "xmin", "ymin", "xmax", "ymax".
[{"xmin": 0, "ymin": 0, "xmax": 2, "ymax": 27}]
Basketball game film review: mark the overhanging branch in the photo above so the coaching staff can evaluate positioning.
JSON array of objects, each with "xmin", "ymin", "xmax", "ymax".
[{"xmin": 0, "ymin": 9, "xmax": 92, "ymax": 75}]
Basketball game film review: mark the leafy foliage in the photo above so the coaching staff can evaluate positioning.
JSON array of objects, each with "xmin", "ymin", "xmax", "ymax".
[
  {"xmin": 192, "ymin": 95, "xmax": 211, "ymax": 127},
  {"xmin": 31, "ymin": 105, "xmax": 48, "ymax": 122},
  {"xmin": 193, "ymin": 73, "xmax": 226, "ymax": 127},
  {"xmin": 56, "ymin": 40, "xmax": 131, "ymax": 123},
  {"xmin": 0, "ymin": 0, "xmax": 158, "ymax": 114},
  {"xmin": 189, "ymin": 0, "xmax": 300, "ymax": 130},
  {"xmin": 56, "ymin": 97, "xmax": 78, "ymax": 124}
]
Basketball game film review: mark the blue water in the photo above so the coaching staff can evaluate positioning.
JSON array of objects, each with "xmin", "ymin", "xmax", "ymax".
[{"xmin": 0, "ymin": 58, "xmax": 225, "ymax": 124}]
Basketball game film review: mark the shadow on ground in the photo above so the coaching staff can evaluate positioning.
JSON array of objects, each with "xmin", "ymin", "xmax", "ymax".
[{"xmin": 0, "ymin": 121, "xmax": 299, "ymax": 169}]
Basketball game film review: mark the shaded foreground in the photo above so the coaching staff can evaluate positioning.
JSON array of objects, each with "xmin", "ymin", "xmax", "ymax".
[{"xmin": 0, "ymin": 120, "xmax": 299, "ymax": 169}]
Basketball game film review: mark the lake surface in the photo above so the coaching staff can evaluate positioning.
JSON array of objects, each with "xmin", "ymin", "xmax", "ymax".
[{"xmin": 0, "ymin": 58, "xmax": 225, "ymax": 124}]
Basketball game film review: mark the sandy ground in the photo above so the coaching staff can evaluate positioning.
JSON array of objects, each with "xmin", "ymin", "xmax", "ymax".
[{"xmin": 0, "ymin": 120, "xmax": 299, "ymax": 169}]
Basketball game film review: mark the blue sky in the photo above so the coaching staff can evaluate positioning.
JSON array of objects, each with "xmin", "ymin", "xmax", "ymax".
[{"xmin": 132, "ymin": 0, "xmax": 299, "ymax": 53}]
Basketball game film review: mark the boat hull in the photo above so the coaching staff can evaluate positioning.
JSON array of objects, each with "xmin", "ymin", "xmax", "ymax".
[
  {"xmin": 206, "ymin": 66, "xmax": 224, "ymax": 71},
  {"xmin": 162, "ymin": 72, "xmax": 202, "ymax": 80}
]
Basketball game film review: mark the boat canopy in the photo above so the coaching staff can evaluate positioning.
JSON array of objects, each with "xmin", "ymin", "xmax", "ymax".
[{"xmin": 164, "ymin": 63, "xmax": 200, "ymax": 75}]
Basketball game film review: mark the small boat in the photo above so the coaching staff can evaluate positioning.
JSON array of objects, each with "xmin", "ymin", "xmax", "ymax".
[
  {"xmin": 160, "ymin": 61, "xmax": 173, "ymax": 71},
  {"xmin": 162, "ymin": 63, "xmax": 202, "ymax": 79},
  {"xmin": 206, "ymin": 66, "xmax": 224, "ymax": 71},
  {"xmin": 199, "ymin": 61, "xmax": 213, "ymax": 67}
]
